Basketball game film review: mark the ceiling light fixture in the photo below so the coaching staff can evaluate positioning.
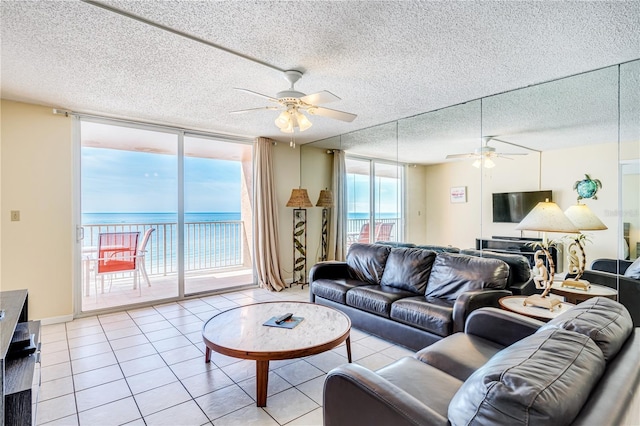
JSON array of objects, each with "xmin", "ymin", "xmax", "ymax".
[{"xmin": 274, "ymin": 107, "xmax": 313, "ymax": 134}]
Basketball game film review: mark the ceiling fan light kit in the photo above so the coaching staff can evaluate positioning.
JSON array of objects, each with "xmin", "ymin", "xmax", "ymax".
[
  {"xmin": 446, "ymin": 136, "xmax": 530, "ymax": 168},
  {"xmin": 234, "ymin": 69, "xmax": 357, "ymax": 134}
]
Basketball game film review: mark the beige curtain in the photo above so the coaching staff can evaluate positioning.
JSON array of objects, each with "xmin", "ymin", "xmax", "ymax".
[
  {"xmin": 253, "ymin": 137, "xmax": 286, "ymax": 291},
  {"xmin": 328, "ymin": 150, "xmax": 347, "ymax": 260}
]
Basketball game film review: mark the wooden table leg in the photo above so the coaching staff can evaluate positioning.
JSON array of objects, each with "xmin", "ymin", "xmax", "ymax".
[
  {"xmin": 205, "ymin": 347, "xmax": 211, "ymax": 363},
  {"xmin": 346, "ymin": 335, "xmax": 352, "ymax": 363},
  {"xmin": 256, "ymin": 360, "xmax": 270, "ymax": 407}
]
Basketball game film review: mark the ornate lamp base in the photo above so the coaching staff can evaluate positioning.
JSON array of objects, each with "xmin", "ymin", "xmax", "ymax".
[
  {"xmin": 561, "ymin": 279, "xmax": 591, "ymax": 291},
  {"xmin": 523, "ymin": 294, "xmax": 562, "ymax": 311}
]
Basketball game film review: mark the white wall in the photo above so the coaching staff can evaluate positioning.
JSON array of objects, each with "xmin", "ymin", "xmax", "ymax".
[
  {"xmin": 405, "ymin": 165, "xmax": 427, "ymax": 243},
  {"xmin": 1, "ymin": 100, "xmax": 73, "ymax": 319}
]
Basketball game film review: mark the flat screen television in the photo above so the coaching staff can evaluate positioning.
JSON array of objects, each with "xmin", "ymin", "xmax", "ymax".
[{"xmin": 492, "ymin": 190, "xmax": 552, "ymax": 223}]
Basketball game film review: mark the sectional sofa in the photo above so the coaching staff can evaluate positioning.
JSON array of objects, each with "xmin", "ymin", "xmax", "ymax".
[
  {"xmin": 324, "ymin": 297, "xmax": 639, "ymax": 426},
  {"xmin": 309, "ymin": 243, "xmax": 522, "ymax": 350}
]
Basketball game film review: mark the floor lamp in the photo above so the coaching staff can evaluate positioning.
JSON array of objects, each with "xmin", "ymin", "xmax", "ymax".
[
  {"xmin": 515, "ymin": 200, "xmax": 579, "ymax": 310},
  {"xmin": 316, "ymin": 189, "xmax": 334, "ymax": 261},
  {"xmin": 286, "ymin": 188, "xmax": 313, "ymax": 288}
]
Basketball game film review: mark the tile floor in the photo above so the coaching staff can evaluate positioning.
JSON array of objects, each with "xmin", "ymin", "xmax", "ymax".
[{"xmin": 36, "ymin": 286, "xmax": 414, "ymax": 425}]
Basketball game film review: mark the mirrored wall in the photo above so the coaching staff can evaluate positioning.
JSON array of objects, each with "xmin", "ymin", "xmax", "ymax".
[{"xmin": 302, "ymin": 60, "xmax": 639, "ymax": 273}]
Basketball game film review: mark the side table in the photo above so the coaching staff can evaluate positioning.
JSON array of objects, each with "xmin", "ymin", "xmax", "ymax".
[
  {"xmin": 550, "ymin": 282, "xmax": 617, "ymax": 305},
  {"xmin": 499, "ymin": 295, "xmax": 575, "ymax": 322}
]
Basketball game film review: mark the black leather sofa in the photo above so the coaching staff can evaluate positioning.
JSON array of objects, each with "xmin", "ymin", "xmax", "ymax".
[
  {"xmin": 309, "ymin": 243, "xmax": 513, "ymax": 350},
  {"xmin": 581, "ymin": 258, "xmax": 640, "ymax": 326},
  {"xmin": 460, "ymin": 248, "xmax": 534, "ymax": 295},
  {"xmin": 324, "ymin": 297, "xmax": 639, "ymax": 426}
]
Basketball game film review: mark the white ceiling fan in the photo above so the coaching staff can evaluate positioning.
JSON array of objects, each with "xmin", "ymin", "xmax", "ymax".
[
  {"xmin": 445, "ymin": 136, "xmax": 529, "ymax": 168},
  {"xmin": 231, "ymin": 70, "xmax": 357, "ymax": 134}
]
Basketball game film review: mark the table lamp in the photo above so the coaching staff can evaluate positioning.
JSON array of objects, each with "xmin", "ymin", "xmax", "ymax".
[
  {"xmin": 315, "ymin": 189, "xmax": 334, "ymax": 261},
  {"xmin": 515, "ymin": 199, "xmax": 579, "ymax": 310},
  {"xmin": 286, "ymin": 188, "xmax": 313, "ymax": 288},
  {"xmin": 562, "ymin": 203, "xmax": 608, "ymax": 290}
]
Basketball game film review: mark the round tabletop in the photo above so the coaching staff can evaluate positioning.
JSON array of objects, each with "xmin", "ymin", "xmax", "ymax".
[
  {"xmin": 499, "ymin": 295, "xmax": 575, "ymax": 321},
  {"xmin": 202, "ymin": 301, "xmax": 351, "ymax": 361},
  {"xmin": 550, "ymin": 282, "xmax": 618, "ymax": 298}
]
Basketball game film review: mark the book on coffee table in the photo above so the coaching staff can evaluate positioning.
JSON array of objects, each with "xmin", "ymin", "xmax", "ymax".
[{"xmin": 263, "ymin": 316, "xmax": 304, "ymax": 329}]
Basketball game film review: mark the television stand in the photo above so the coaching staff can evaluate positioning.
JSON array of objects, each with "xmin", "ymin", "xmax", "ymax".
[
  {"xmin": 1, "ymin": 290, "xmax": 41, "ymax": 426},
  {"xmin": 476, "ymin": 237, "xmax": 562, "ymax": 271}
]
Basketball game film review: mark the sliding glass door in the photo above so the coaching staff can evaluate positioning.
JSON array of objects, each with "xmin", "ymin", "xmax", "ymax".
[
  {"xmin": 79, "ymin": 120, "xmax": 254, "ymax": 313},
  {"xmin": 183, "ymin": 135, "xmax": 254, "ymax": 295},
  {"xmin": 346, "ymin": 157, "xmax": 404, "ymax": 249}
]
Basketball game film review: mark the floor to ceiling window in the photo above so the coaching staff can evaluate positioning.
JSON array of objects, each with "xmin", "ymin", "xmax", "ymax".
[
  {"xmin": 79, "ymin": 119, "xmax": 254, "ymax": 313},
  {"xmin": 346, "ymin": 157, "xmax": 404, "ymax": 248}
]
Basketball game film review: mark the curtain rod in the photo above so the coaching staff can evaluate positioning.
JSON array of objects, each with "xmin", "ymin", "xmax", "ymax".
[{"xmin": 52, "ymin": 108, "xmax": 254, "ymax": 143}]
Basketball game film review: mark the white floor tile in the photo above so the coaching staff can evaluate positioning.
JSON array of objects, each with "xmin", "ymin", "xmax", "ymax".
[
  {"xmin": 125, "ymin": 366, "xmax": 178, "ymax": 394},
  {"xmin": 195, "ymin": 384, "xmax": 254, "ymax": 421},
  {"xmin": 287, "ymin": 407, "xmax": 323, "ymax": 426},
  {"xmin": 35, "ymin": 394, "xmax": 77, "ymax": 425},
  {"xmin": 77, "ymin": 396, "xmax": 141, "ymax": 425},
  {"xmin": 273, "ymin": 360, "xmax": 324, "ymax": 387},
  {"xmin": 143, "ymin": 400, "xmax": 210, "ymax": 426},
  {"xmin": 214, "ymin": 405, "xmax": 279, "ymax": 426},
  {"xmin": 181, "ymin": 368, "xmax": 234, "ymax": 398},
  {"xmin": 75, "ymin": 379, "xmax": 131, "ymax": 412},
  {"xmin": 133, "ymin": 381, "xmax": 192, "ymax": 416},
  {"xmin": 263, "ymin": 387, "xmax": 319, "ymax": 425}
]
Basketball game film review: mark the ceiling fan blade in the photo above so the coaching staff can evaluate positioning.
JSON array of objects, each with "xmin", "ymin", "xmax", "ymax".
[
  {"xmin": 234, "ymin": 88, "xmax": 279, "ymax": 103},
  {"xmin": 300, "ymin": 90, "xmax": 341, "ymax": 105},
  {"xmin": 446, "ymin": 153, "xmax": 476, "ymax": 159},
  {"xmin": 308, "ymin": 106, "xmax": 357, "ymax": 122},
  {"xmin": 230, "ymin": 106, "xmax": 280, "ymax": 114},
  {"xmin": 497, "ymin": 153, "xmax": 529, "ymax": 156}
]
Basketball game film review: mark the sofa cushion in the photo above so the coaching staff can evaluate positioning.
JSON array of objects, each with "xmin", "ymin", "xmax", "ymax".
[
  {"xmin": 414, "ymin": 333, "xmax": 504, "ymax": 381},
  {"xmin": 425, "ymin": 253, "xmax": 509, "ymax": 301},
  {"xmin": 377, "ymin": 357, "xmax": 463, "ymax": 420},
  {"xmin": 380, "ymin": 247, "xmax": 437, "ymax": 294},
  {"xmin": 448, "ymin": 328, "xmax": 605, "ymax": 426},
  {"xmin": 461, "ymin": 249, "xmax": 531, "ymax": 287},
  {"xmin": 390, "ymin": 296, "xmax": 454, "ymax": 337},
  {"xmin": 311, "ymin": 278, "xmax": 365, "ymax": 304},
  {"xmin": 346, "ymin": 285, "xmax": 416, "ymax": 318},
  {"xmin": 539, "ymin": 297, "xmax": 633, "ymax": 361},
  {"xmin": 346, "ymin": 243, "xmax": 391, "ymax": 285},
  {"xmin": 623, "ymin": 256, "xmax": 640, "ymax": 279}
]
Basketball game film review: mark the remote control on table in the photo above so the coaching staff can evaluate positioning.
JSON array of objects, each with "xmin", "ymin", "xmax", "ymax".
[{"xmin": 275, "ymin": 313, "xmax": 293, "ymax": 324}]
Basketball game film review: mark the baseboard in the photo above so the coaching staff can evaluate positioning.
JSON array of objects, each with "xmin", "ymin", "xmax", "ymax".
[{"xmin": 39, "ymin": 314, "xmax": 73, "ymax": 325}]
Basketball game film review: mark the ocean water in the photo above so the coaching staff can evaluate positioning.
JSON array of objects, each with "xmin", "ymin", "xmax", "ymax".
[{"xmin": 82, "ymin": 212, "xmax": 240, "ymax": 225}]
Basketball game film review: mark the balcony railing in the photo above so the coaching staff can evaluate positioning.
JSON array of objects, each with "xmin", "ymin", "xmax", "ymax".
[
  {"xmin": 82, "ymin": 221, "xmax": 245, "ymax": 277},
  {"xmin": 82, "ymin": 217, "xmax": 400, "ymax": 279},
  {"xmin": 346, "ymin": 217, "xmax": 401, "ymax": 245}
]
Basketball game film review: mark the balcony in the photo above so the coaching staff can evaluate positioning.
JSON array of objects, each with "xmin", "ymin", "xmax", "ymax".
[{"xmin": 81, "ymin": 220, "xmax": 253, "ymax": 312}]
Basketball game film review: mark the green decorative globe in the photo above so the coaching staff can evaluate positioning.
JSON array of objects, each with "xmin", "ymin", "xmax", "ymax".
[{"xmin": 573, "ymin": 174, "xmax": 602, "ymax": 201}]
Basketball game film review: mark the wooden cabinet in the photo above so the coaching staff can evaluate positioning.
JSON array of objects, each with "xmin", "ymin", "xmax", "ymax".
[
  {"xmin": 476, "ymin": 237, "xmax": 562, "ymax": 271},
  {"xmin": 1, "ymin": 290, "xmax": 41, "ymax": 426}
]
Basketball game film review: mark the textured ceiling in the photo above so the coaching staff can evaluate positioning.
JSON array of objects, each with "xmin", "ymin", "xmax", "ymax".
[{"xmin": 1, "ymin": 1, "xmax": 639, "ymax": 163}]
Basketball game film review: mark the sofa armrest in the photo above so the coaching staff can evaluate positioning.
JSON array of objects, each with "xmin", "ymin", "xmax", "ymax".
[
  {"xmin": 309, "ymin": 262, "xmax": 351, "ymax": 302},
  {"xmin": 452, "ymin": 289, "xmax": 512, "ymax": 333},
  {"xmin": 464, "ymin": 307, "xmax": 544, "ymax": 346},
  {"xmin": 309, "ymin": 261, "xmax": 350, "ymax": 281},
  {"xmin": 324, "ymin": 363, "xmax": 448, "ymax": 426}
]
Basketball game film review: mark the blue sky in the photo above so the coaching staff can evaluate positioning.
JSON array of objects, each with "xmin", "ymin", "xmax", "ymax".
[{"xmin": 82, "ymin": 147, "xmax": 241, "ymax": 213}]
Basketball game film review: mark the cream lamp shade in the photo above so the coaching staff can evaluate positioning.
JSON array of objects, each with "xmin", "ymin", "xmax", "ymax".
[
  {"xmin": 564, "ymin": 204, "xmax": 608, "ymax": 231},
  {"xmin": 515, "ymin": 200, "xmax": 579, "ymax": 234},
  {"xmin": 286, "ymin": 188, "xmax": 313, "ymax": 208},
  {"xmin": 315, "ymin": 189, "xmax": 334, "ymax": 208}
]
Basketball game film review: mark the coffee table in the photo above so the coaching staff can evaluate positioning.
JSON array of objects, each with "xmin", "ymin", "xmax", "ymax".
[
  {"xmin": 202, "ymin": 301, "xmax": 352, "ymax": 407},
  {"xmin": 499, "ymin": 295, "xmax": 575, "ymax": 321},
  {"xmin": 550, "ymin": 282, "xmax": 617, "ymax": 304}
]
